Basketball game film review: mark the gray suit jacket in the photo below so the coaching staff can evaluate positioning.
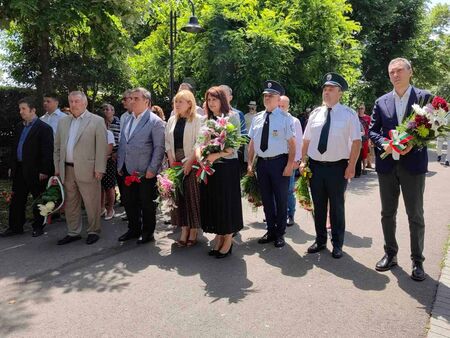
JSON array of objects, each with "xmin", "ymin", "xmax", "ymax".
[{"xmin": 117, "ymin": 110, "xmax": 165, "ymax": 175}]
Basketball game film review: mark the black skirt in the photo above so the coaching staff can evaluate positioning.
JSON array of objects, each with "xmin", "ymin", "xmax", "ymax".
[{"xmin": 200, "ymin": 158, "xmax": 243, "ymax": 235}]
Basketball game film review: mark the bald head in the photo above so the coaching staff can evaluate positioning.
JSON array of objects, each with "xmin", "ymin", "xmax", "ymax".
[{"xmin": 279, "ymin": 95, "xmax": 290, "ymax": 112}]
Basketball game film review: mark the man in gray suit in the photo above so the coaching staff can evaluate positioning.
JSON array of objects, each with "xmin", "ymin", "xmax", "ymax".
[{"xmin": 117, "ymin": 87, "xmax": 165, "ymax": 244}]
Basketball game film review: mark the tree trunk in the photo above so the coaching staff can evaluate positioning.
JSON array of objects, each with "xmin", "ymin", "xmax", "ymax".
[{"xmin": 36, "ymin": 28, "xmax": 51, "ymax": 115}]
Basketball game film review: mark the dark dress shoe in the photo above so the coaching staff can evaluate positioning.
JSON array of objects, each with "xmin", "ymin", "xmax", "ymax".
[
  {"xmin": 57, "ymin": 235, "xmax": 82, "ymax": 245},
  {"xmin": 216, "ymin": 245, "xmax": 233, "ymax": 259},
  {"xmin": 208, "ymin": 249, "xmax": 219, "ymax": 256},
  {"xmin": 411, "ymin": 261, "xmax": 426, "ymax": 281},
  {"xmin": 0, "ymin": 229, "xmax": 24, "ymax": 237},
  {"xmin": 32, "ymin": 229, "xmax": 45, "ymax": 237},
  {"xmin": 332, "ymin": 247, "xmax": 343, "ymax": 259},
  {"xmin": 307, "ymin": 242, "xmax": 326, "ymax": 254},
  {"xmin": 375, "ymin": 254, "xmax": 398, "ymax": 271},
  {"xmin": 86, "ymin": 234, "xmax": 100, "ymax": 245},
  {"xmin": 137, "ymin": 236, "xmax": 155, "ymax": 244},
  {"xmin": 274, "ymin": 237, "xmax": 285, "ymax": 248},
  {"xmin": 258, "ymin": 232, "xmax": 276, "ymax": 244},
  {"xmin": 118, "ymin": 231, "xmax": 139, "ymax": 242}
]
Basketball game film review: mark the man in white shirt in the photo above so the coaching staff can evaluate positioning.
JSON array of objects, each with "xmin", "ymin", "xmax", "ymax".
[
  {"xmin": 279, "ymin": 95, "xmax": 303, "ymax": 226},
  {"xmin": 54, "ymin": 91, "xmax": 107, "ymax": 246},
  {"xmin": 40, "ymin": 93, "xmax": 65, "ymax": 136},
  {"xmin": 301, "ymin": 73, "xmax": 361, "ymax": 259}
]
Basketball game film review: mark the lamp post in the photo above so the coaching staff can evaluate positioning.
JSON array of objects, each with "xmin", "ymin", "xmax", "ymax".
[{"xmin": 169, "ymin": 0, "xmax": 204, "ymax": 101}]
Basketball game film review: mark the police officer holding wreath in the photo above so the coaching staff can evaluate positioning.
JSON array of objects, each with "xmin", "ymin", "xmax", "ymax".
[
  {"xmin": 301, "ymin": 73, "xmax": 361, "ymax": 258},
  {"xmin": 247, "ymin": 80, "xmax": 296, "ymax": 248}
]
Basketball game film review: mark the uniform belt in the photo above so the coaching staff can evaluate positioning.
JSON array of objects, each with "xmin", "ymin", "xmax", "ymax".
[
  {"xmin": 65, "ymin": 162, "xmax": 74, "ymax": 167},
  {"xmin": 309, "ymin": 158, "xmax": 348, "ymax": 166},
  {"xmin": 259, "ymin": 154, "xmax": 288, "ymax": 161}
]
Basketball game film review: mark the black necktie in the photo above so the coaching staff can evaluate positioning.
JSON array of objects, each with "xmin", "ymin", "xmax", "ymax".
[
  {"xmin": 260, "ymin": 111, "xmax": 271, "ymax": 152},
  {"xmin": 318, "ymin": 108, "xmax": 332, "ymax": 154}
]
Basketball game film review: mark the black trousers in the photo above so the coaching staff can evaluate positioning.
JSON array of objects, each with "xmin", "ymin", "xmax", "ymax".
[
  {"xmin": 378, "ymin": 164, "xmax": 425, "ymax": 263},
  {"xmin": 9, "ymin": 165, "xmax": 46, "ymax": 232},
  {"xmin": 256, "ymin": 155, "xmax": 290, "ymax": 238},
  {"xmin": 309, "ymin": 159, "xmax": 348, "ymax": 249},
  {"xmin": 121, "ymin": 167, "xmax": 157, "ymax": 239}
]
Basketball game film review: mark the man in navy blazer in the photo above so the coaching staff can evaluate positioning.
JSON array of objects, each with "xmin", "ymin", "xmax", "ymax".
[
  {"xmin": 1, "ymin": 97, "xmax": 54, "ymax": 238},
  {"xmin": 117, "ymin": 87, "xmax": 165, "ymax": 244},
  {"xmin": 369, "ymin": 57, "xmax": 432, "ymax": 281}
]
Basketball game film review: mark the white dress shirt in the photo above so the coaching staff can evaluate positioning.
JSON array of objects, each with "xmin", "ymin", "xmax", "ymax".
[
  {"xmin": 124, "ymin": 110, "xmax": 148, "ymax": 141},
  {"xmin": 66, "ymin": 111, "xmax": 87, "ymax": 163},
  {"xmin": 393, "ymin": 85, "xmax": 412, "ymax": 124},
  {"xmin": 248, "ymin": 107, "xmax": 295, "ymax": 158},
  {"xmin": 303, "ymin": 103, "xmax": 361, "ymax": 162},
  {"xmin": 292, "ymin": 115, "xmax": 303, "ymax": 161},
  {"xmin": 40, "ymin": 108, "xmax": 65, "ymax": 135}
]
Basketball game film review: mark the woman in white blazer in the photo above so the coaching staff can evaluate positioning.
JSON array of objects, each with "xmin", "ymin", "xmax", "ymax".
[{"xmin": 165, "ymin": 90, "xmax": 203, "ymax": 246}]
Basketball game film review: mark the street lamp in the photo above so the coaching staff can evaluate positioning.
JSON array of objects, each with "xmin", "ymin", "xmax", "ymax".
[{"xmin": 169, "ymin": 0, "xmax": 204, "ymax": 100}]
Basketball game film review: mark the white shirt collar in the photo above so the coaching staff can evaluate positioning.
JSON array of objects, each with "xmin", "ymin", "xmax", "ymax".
[
  {"xmin": 131, "ymin": 109, "xmax": 148, "ymax": 120},
  {"xmin": 71, "ymin": 110, "xmax": 88, "ymax": 120},
  {"xmin": 393, "ymin": 85, "xmax": 412, "ymax": 100}
]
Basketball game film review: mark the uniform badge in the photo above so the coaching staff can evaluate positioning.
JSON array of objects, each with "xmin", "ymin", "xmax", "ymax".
[
  {"xmin": 272, "ymin": 130, "xmax": 278, "ymax": 137},
  {"xmin": 326, "ymin": 74, "xmax": 332, "ymax": 81},
  {"xmin": 268, "ymin": 82, "xmax": 272, "ymax": 88}
]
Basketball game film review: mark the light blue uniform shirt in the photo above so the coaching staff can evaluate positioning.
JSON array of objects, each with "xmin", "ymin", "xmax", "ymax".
[{"xmin": 248, "ymin": 107, "xmax": 295, "ymax": 158}]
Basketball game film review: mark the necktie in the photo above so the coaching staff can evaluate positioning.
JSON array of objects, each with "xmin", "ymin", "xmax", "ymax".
[
  {"xmin": 260, "ymin": 111, "xmax": 271, "ymax": 152},
  {"xmin": 318, "ymin": 108, "xmax": 332, "ymax": 154}
]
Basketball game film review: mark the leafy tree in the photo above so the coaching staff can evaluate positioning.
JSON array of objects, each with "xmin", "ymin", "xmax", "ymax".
[
  {"xmin": 0, "ymin": 0, "xmax": 146, "ymax": 108},
  {"xmin": 129, "ymin": 0, "xmax": 362, "ymax": 111},
  {"xmin": 347, "ymin": 0, "xmax": 426, "ymax": 107}
]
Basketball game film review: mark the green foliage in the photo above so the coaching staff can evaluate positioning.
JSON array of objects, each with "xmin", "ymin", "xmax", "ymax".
[
  {"xmin": 347, "ymin": 0, "xmax": 427, "ymax": 106},
  {"xmin": 1, "ymin": 0, "xmax": 147, "ymax": 106},
  {"xmin": 130, "ymin": 0, "xmax": 362, "ymax": 109}
]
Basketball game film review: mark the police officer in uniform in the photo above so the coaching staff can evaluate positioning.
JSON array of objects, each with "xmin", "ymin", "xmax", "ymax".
[
  {"xmin": 247, "ymin": 80, "xmax": 296, "ymax": 248},
  {"xmin": 301, "ymin": 73, "xmax": 361, "ymax": 258}
]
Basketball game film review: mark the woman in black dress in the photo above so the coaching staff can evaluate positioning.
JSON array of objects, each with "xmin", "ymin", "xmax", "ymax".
[{"xmin": 196, "ymin": 86, "xmax": 243, "ymax": 258}]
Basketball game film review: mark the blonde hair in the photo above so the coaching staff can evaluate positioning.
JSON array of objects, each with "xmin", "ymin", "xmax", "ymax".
[{"xmin": 174, "ymin": 90, "xmax": 197, "ymax": 122}]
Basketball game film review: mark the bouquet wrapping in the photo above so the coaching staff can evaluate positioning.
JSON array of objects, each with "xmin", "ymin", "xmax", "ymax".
[
  {"xmin": 155, "ymin": 163, "xmax": 184, "ymax": 212},
  {"xmin": 194, "ymin": 115, "xmax": 247, "ymax": 183},
  {"xmin": 33, "ymin": 176, "xmax": 64, "ymax": 224},
  {"xmin": 381, "ymin": 96, "xmax": 450, "ymax": 160}
]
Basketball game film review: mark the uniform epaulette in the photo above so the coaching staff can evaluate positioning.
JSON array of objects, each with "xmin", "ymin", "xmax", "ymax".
[{"xmin": 343, "ymin": 105, "xmax": 357, "ymax": 116}]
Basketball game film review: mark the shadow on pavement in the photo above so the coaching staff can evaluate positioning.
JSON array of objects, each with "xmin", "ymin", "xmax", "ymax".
[{"xmin": 391, "ymin": 266, "xmax": 446, "ymax": 320}]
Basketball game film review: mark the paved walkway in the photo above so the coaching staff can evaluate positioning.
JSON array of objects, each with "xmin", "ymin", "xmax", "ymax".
[
  {"xmin": 428, "ymin": 247, "xmax": 450, "ymax": 338},
  {"xmin": 0, "ymin": 153, "xmax": 449, "ymax": 337}
]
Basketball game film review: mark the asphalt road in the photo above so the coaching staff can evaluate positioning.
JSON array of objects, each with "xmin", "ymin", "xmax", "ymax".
[{"xmin": 0, "ymin": 154, "xmax": 449, "ymax": 337}]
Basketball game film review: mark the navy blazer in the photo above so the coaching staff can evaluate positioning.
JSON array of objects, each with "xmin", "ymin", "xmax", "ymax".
[
  {"xmin": 10, "ymin": 118, "xmax": 54, "ymax": 184},
  {"xmin": 369, "ymin": 86, "xmax": 432, "ymax": 175}
]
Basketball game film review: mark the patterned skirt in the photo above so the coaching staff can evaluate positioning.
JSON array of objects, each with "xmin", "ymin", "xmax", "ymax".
[
  {"xmin": 171, "ymin": 149, "xmax": 201, "ymax": 229},
  {"xmin": 101, "ymin": 157, "xmax": 117, "ymax": 190}
]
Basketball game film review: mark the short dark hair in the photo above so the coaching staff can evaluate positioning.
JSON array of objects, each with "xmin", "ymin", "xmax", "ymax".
[
  {"xmin": 43, "ymin": 93, "xmax": 59, "ymax": 102},
  {"xmin": 18, "ymin": 97, "xmax": 36, "ymax": 110}
]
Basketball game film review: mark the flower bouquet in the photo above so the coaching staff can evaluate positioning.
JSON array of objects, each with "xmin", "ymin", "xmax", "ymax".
[
  {"xmin": 241, "ymin": 158, "xmax": 262, "ymax": 211},
  {"xmin": 295, "ymin": 157, "xmax": 314, "ymax": 213},
  {"xmin": 381, "ymin": 96, "xmax": 450, "ymax": 159},
  {"xmin": 193, "ymin": 115, "xmax": 247, "ymax": 184},
  {"xmin": 124, "ymin": 171, "xmax": 143, "ymax": 186},
  {"xmin": 155, "ymin": 163, "xmax": 184, "ymax": 212},
  {"xmin": 33, "ymin": 176, "xmax": 64, "ymax": 224}
]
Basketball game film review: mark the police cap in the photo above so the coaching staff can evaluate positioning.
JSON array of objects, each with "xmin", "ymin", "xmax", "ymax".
[
  {"xmin": 262, "ymin": 80, "xmax": 285, "ymax": 96},
  {"xmin": 322, "ymin": 72, "xmax": 348, "ymax": 91}
]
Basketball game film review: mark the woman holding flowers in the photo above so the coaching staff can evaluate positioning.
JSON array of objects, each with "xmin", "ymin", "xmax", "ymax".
[
  {"xmin": 165, "ymin": 90, "xmax": 203, "ymax": 246},
  {"xmin": 197, "ymin": 86, "xmax": 243, "ymax": 258}
]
